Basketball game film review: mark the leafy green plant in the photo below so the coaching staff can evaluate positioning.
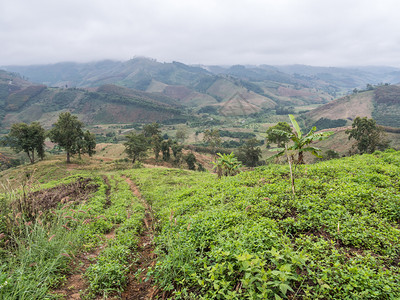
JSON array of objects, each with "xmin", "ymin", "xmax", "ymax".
[
  {"xmin": 270, "ymin": 114, "xmax": 333, "ymax": 194},
  {"xmin": 212, "ymin": 152, "xmax": 242, "ymax": 178},
  {"xmin": 270, "ymin": 114, "xmax": 333, "ymax": 164}
]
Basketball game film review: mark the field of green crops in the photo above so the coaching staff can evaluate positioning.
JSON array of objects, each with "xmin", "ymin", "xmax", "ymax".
[
  {"xmin": 126, "ymin": 149, "xmax": 400, "ymax": 299},
  {"xmin": 1, "ymin": 149, "xmax": 400, "ymax": 299}
]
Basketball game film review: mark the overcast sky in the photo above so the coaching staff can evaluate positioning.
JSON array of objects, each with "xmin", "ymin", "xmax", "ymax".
[{"xmin": 1, "ymin": 0, "xmax": 400, "ymax": 67}]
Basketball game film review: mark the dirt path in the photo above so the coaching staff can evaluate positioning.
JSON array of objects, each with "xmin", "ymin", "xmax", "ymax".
[
  {"xmin": 52, "ymin": 230, "xmax": 116, "ymax": 299},
  {"xmin": 122, "ymin": 177, "xmax": 158, "ymax": 300},
  {"xmin": 52, "ymin": 176, "xmax": 114, "ymax": 299}
]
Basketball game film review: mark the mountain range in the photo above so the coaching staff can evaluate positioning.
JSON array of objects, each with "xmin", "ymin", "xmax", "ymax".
[{"xmin": 1, "ymin": 58, "xmax": 400, "ymax": 129}]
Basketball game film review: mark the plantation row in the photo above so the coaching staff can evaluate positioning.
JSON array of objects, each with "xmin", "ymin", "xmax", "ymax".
[
  {"xmin": 126, "ymin": 149, "xmax": 400, "ymax": 299},
  {"xmin": 0, "ymin": 172, "xmax": 144, "ymax": 299}
]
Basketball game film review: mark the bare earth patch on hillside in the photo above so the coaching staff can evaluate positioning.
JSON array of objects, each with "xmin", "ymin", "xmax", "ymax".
[
  {"xmin": 19, "ymin": 177, "xmax": 98, "ymax": 213},
  {"xmin": 308, "ymin": 91, "xmax": 374, "ymax": 121}
]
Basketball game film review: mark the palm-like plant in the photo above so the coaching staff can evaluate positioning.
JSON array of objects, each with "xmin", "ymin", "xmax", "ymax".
[
  {"xmin": 212, "ymin": 152, "xmax": 242, "ymax": 178},
  {"xmin": 271, "ymin": 115, "xmax": 333, "ymax": 164},
  {"xmin": 270, "ymin": 115, "xmax": 333, "ymax": 194}
]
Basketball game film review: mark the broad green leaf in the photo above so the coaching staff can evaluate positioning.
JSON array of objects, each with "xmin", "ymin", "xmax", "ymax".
[{"xmin": 289, "ymin": 114, "xmax": 302, "ymax": 138}]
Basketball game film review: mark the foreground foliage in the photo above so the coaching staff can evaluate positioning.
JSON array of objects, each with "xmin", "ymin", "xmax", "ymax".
[
  {"xmin": 0, "ymin": 171, "xmax": 144, "ymax": 299},
  {"xmin": 128, "ymin": 149, "xmax": 400, "ymax": 299},
  {"xmin": 84, "ymin": 174, "xmax": 144, "ymax": 298}
]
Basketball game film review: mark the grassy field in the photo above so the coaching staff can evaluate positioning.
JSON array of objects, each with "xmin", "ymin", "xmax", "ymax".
[{"xmin": 1, "ymin": 148, "xmax": 400, "ymax": 299}]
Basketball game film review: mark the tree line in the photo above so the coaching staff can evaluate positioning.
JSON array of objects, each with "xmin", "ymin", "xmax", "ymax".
[
  {"xmin": 3, "ymin": 112, "xmax": 96, "ymax": 164},
  {"xmin": 124, "ymin": 122, "xmax": 202, "ymax": 171},
  {"xmin": 3, "ymin": 112, "xmax": 389, "ymax": 173}
]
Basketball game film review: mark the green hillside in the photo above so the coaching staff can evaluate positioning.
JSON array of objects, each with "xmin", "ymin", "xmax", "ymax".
[{"xmin": 1, "ymin": 150, "xmax": 400, "ymax": 299}]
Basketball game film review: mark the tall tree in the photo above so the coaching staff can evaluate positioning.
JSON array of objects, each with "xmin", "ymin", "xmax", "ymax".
[
  {"xmin": 161, "ymin": 139, "xmax": 172, "ymax": 161},
  {"xmin": 143, "ymin": 122, "xmax": 162, "ymax": 160},
  {"xmin": 143, "ymin": 122, "xmax": 161, "ymax": 138},
  {"xmin": 48, "ymin": 112, "xmax": 84, "ymax": 163},
  {"xmin": 124, "ymin": 133, "xmax": 148, "ymax": 163},
  {"xmin": 184, "ymin": 153, "xmax": 197, "ymax": 170},
  {"xmin": 150, "ymin": 134, "xmax": 162, "ymax": 160},
  {"xmin": 171, "ymin": 141, "xmax": 184, "ymax": 163},
  {"xmin": 83, "ymin": 130, "xmax": 97, "ymax": 157},
  {"xmin": 345, "ymin": 117, "xmax": 388, "ymax": 154},
  {"xmin": 203, "ymin": 129, "xmax": 221, "ymax": 156},
  {"xmin": 6, "ymin": 122, "xmax": 45, "ymax": 164},
  {"xmin": 236, "ymin": 138, "xmax": 262, "ymax": 167},
  {"xmin": 175, "ymin": 127, "xmax": 188, "ymax": 144}
]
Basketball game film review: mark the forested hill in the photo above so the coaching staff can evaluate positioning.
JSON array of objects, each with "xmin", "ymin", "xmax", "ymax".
[
  {"xmin": 2, "ymin": 59, "xmax": 400, "ymax": 124},
  {"xmin": 0, "ymin": 72, "xmax": 185, "ymax": 129}
]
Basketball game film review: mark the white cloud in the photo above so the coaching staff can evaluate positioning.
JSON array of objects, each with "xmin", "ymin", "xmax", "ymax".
[{"xmin": 1, "ymin": 0, "xmax": 400, "ymax": 66}]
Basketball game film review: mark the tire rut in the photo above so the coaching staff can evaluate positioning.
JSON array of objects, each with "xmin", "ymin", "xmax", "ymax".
[
  {"xmin": 51, "ymin": 176, "xmax": 116, "ymax": 299},
  {"xmin": 122, "ymin": 177, "xmax": 158, "ymax": 300}
]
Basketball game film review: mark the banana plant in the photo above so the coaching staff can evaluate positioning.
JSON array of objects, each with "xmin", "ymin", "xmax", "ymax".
[
  {"xmin": 212, "ymin": 152, "xmax": 242, "ymax": 178},
  {"xmin": 270, "ymin": 114, "xmax": 333, "ymax": 164}
]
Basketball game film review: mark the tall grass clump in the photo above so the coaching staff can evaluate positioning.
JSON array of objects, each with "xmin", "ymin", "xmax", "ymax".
[{"xmin": 0, "ymin": 203, "xmax": 80, "ymax": 298}]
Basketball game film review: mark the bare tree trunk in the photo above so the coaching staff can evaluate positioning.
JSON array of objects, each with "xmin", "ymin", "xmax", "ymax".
[
  {"xmin": 298, "ymin": 151, "xmax": 304, "ymax": 164},
  {"xmin": 26, "ymin": 151, "xmax": 34, "ymax": 164},
  {"xmin": 285, "ymin": 145, "xmax": 295, "ymax": 196},
  {"xmin": 67, "ymin": 152, "xmax": 71, "ymax": 163}
]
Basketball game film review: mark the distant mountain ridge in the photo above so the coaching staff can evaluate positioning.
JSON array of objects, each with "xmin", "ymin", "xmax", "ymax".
[{"xmin": 2, "ymin": 58, "xmax": 400, "ymax": 127}]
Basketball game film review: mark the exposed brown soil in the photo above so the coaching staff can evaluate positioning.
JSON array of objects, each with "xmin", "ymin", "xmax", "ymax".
[
  {"xmin": 122, "ymin": 177, "xmax": 158, "ymax": 300},
  {"xmin": 66, "ymin": 163, "xmax": 81, "ymax": 170},
  {"xmin": 16, "ymin": 177, "xmax": 98, "ymax": 216}
]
